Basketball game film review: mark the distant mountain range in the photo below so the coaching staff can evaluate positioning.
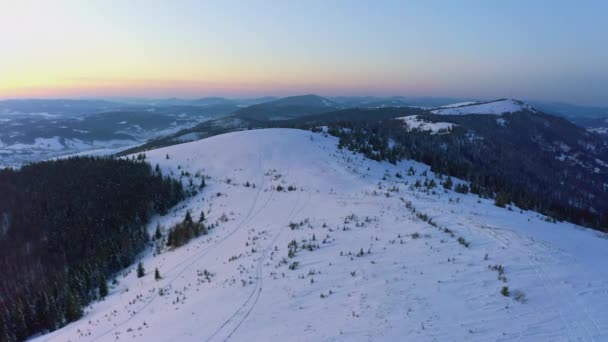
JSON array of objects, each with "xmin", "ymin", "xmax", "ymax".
[
  {"xmin": 231, "ymin": 94, "xmax": 341, "ymax": 120},
  {"xmin": 2, "ymin": 95, "xmax": 606, "ymax": 118},
  {"xmin": 3, "ymin": 94, "xmax": 608, "ymax": 168}
]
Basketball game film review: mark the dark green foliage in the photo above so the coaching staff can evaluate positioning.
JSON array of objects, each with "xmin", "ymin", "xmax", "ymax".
[
  {"xmin": 0, "ymin": 156, "xmax": 184, "ymax": 339},
  {"xmin": 154, "ymin": 224, "xmax": 162, "ymax": 240},
  {"xmin": 166, "ymin": 211, "xmax": 207, "ymax": 248},
  {"xmin": 184, "ymin": 210, "xmax": 193, "ymax": 224},
  {"xmin": 454, "ymin": 183, "xmax": 469, "ymax": 194},
  {"xmin": 501, "ymin": 286, "xmax": 510, "ymax": 297},
  {"xmin": 443, "ymin": 176, "xmax": 453, "ymax": 190},
  {"xmin": 155, "ymin": 268, "xmax": 161, "ymax": 281},
  {"xmin": 311, "ymin": 110, "xmax": 607, "ymax": 231},
  {"xmin": 494, "ymin": 192, "xmax": 509, "ymax": 208},
  {"xmin": 457, "ymin": 237, "xmax": 470, "ymax": 247},
  {"xmin": 65, "ymin": 293, "xmax": 82, "ymax": 322},
  {"xmin": 137, "ymin": 262, "xmax": 145, "ymax": 278},
  {"xmin": 99, "ymin": 277, "xmax": 108, "ymax": 299}
]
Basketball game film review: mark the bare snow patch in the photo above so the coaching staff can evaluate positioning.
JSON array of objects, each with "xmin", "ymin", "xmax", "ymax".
[{"xmin": 396, "ymin": 115, "xmax": 456, "ymax": 134}]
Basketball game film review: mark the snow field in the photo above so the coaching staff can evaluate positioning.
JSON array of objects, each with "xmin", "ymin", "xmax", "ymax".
[{"xmin": 36, "ymin": 129, "xmax": 608, "ymax": 342}]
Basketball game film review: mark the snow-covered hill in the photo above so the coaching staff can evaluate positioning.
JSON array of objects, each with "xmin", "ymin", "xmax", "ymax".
[
  {"xmin": 431, "ymin": 99, "xmax": 536, "ymax": 115},
  {"xmin": 36, "ymin": 129, "xmax": 608, "ymax": 341}
]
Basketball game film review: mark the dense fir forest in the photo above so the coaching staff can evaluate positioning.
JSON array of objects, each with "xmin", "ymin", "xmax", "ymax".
[
  {"xmin": 0, "ymin": 156, "xmax": 184, "ymax": 341},
  {"xmin": 301, "ymin": 111, "xmax": 608, "ymax": 231}
]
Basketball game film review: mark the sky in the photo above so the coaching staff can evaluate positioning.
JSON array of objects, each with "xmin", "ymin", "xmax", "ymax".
[{"xmin": 0, "ymin": 0, "xmax": 607, "ymax": 106}]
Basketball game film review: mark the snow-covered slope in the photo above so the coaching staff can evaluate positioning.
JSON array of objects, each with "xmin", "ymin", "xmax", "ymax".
[
  {"xmin": 36, "ymin": 129, "xmax": 608, "ymax": 341},
  {"xmin": 431, "ymin": 99, "xmax": 536, "ymax": 115},
  {"xmin": 396, "ymin": 115, "xmax": 456, "ymax": 134}
]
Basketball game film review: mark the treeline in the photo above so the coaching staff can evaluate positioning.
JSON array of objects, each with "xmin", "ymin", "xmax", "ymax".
[
  {"xmin": 303, "ymin": 111, "xmax": 608, "ymax": 231},
  {"xmin": 0, "ymin": 156, "xmax": 184, "ymax": 341}
]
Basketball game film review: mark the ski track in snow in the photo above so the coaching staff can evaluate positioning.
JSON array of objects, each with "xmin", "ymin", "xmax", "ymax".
[
  {"xmin": 34, "ymin": 128, "xmax": 608, "ymax": 342},
  {"xmin": 88, "ymin": 144, "xmax": 267, "ymax": 342}
]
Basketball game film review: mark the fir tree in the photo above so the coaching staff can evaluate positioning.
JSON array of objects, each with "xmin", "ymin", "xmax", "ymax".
[
  {"xmin": 99, "ymin": 277, "xmax": 108, "ymax": 299},
  {"xmin": 443, "ymin": 176, "xmax": 453, "ymax": 190},
  {"xmin": 154, "ymin": 268, "xmax": 161, "ymax": 281},
  {"xmin": 495, "ymin": 192, "xmax": 508, "ymax": 208},
  {"xmin": 154, "ymin": 224, "xmax": 162, "ymax": 240},
  {"xmin": 65, "ymin": 292, "xmax": 82, "ymax": 322},
  {"xmin": 184, "ymin": 211, "xmax": 193, "ymax": 224},
  {"xmin": 137, "ymin": 262, "xmax": 145, "ymax": 278}
]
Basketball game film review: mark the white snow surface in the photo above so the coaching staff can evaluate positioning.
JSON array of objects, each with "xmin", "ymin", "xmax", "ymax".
[
  {"xmin": 35, "ymin": 128, "xmax": 608, "ymax": 342},
  {"xmin": 396, "ymin": 115, "xmax": 456, "ymax": 134},
  {"xmin": 438, "ymin": 101, "xmax": 478, "ymax": 108},
  {"xmin": 431, "ymin": 99, "xmax": 535, "ymax": 115}
]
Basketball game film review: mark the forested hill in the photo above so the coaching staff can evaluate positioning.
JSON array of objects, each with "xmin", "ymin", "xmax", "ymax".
[
  {"xmin": 314, "ymin": 111, "xmax": 608, "ymax": 230},
  {"xmin": 0, "ymin": 157, "xmax": 184, "ymax": 341},
  {"xmin": 116, "ymin": 103, "xmax": 608, "ymax": 231}
]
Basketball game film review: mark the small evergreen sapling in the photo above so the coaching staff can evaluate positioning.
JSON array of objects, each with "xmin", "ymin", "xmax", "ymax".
[
  {"xmin": 137, "ymin": 262, "xmax": 145, "ymax": 278},
  {"xmin": 154, "ymin": 224, "xmax": 162, "ymax": 240},
  {"xmin": 184, "ymin": 210, "xmax": 193, "ymax": 224}
]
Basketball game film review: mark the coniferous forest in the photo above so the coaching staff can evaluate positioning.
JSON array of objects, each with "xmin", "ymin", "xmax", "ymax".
[
  {"xmin": 303, "ymin": 111, "xmax": 608, "ymax": 231},
  {"xmin": 0, "ymin": 156, "xmax": 184, "ymax": 341}
]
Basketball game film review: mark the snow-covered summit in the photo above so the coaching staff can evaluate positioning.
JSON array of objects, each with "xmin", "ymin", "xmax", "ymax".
[
  {"xmin": 431, "ymin": 99, "xmax": 536, "ymax": 115},
  {"xmin": 36, "ymin": 128, "xmax": 608, "ymax": 341}
]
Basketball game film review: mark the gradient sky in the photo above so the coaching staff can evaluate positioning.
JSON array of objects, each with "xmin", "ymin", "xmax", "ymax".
[{"xmin": 0, "ymin": 0, "xmax": 607, "ymax": 105}]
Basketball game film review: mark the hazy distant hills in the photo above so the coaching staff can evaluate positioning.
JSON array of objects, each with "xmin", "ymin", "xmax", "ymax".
[
  {"xmin": 329, "ymin": 96, "xmax": 467, "ymax": 108},
  {"xmin": 0, "ymin": 99, "xmax": 125, "ymax": 116},
  {"xmin": 3, "ymin": 94, "xmax": 608, "ymax": 168},
  {"xmin": 0, "ymin": 101, "xmax": 240, "ymax": 167},
  {"xmin": 528, "ymin": 101, "xmax": 608, "ymax": 134},
  {"xmin": 231, "ymin": 94, "xmax": 342, "ymax": 120},
  {"xmin": 530, "ymin": 101, "xmax": 608, "ymax": 119},
  {"xmin": 120, "ymin": 95, "xmax": 608, "ymax": 154}
]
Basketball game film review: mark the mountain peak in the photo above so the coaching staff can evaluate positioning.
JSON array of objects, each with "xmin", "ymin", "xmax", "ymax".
[{"xmin": 431, "ymin": 99, "xmax": 536, "ymax": 115}]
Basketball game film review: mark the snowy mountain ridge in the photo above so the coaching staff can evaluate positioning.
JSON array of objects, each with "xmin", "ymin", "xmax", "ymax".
[
  {"xmin": 35, "ymin": 128, "xmax": 608, "ymax": 342},
  {"xmin": 431, "ymin": 99, "xmax": 536, "ymax": 115}
]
